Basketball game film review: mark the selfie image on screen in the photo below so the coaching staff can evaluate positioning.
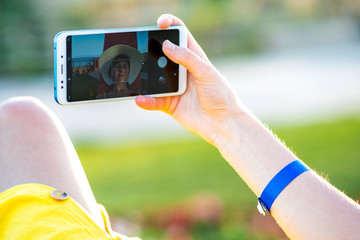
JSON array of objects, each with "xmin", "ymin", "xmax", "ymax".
[{"xmin": 66, "ymin": 30, "xmax": 179, "ymax": 101}]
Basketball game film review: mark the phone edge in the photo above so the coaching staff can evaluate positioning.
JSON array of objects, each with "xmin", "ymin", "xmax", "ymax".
[{"xmin": 54, "ymin": 25, "xmax": 187, "ymax": 106}]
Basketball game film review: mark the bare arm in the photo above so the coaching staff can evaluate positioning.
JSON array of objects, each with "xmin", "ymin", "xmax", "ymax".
[
  {"xmin": 213, "ymin": 106, "xmax": 360, "ymax": 239},
  {"xmin": 136, "ymin": 14, "xmax": 360, "ymax": 239}
]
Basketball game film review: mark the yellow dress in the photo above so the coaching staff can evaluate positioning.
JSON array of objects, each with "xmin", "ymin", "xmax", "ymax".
[{"xmin": 0, "ymin": 183, "xmax": 141, "ymax": 240}]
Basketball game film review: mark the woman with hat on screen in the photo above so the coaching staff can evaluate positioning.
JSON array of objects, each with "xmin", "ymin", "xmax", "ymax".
[{"xmin": 98, "ymin": 44, "xmax": 143, "ymax": 98}]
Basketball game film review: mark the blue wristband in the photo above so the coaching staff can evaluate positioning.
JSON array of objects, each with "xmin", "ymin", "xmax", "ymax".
[{"xmin": 257, "ymin": 160, "xmax": 310, "ymax": 215}]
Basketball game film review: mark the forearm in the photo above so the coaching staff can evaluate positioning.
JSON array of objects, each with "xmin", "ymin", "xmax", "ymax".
[
  {"xmin": 213, "ymin": 107, "xmax": 360, "ymax": 239},
  {"xmin": 213, "ymin": 107, "xmax": 297, "ymax": 196}
]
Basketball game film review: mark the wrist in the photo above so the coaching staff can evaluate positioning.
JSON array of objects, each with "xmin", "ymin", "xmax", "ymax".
[
  {"xmin": 211, "ymin": 106, "xmax": 297, "ymax": 196},
  {"xmin": 211, "ymin": 105, "xmax": 253, "ymax": 152}
]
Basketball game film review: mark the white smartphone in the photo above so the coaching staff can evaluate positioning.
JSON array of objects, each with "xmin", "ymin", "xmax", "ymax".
[{"xmin": 54, "ymin": 26, "xmax": 187, "ymax": 105}]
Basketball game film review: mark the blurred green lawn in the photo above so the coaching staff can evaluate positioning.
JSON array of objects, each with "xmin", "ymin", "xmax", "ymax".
[{"xmin": 77, "ymin": 116, "xmax": 360, "ymax": 239}]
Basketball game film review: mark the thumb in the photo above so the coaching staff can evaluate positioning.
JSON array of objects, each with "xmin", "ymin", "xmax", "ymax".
[{"xmin": 135, "ymin": 95, "xmax": 173, "ymax": 113}]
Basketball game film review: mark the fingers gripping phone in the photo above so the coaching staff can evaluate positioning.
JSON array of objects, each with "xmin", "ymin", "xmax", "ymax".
[{"xmin": 54, "ymin": 26, "xmax": 187, "ymax": 105}]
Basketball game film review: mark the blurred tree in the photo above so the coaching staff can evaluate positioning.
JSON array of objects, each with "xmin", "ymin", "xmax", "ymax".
[
  {"xmin": 1, "ymin": 0, "xmax": 359, "ymax": 76},
  {"xmin": 0, "ymin": 0, "xmax": 48, "ymax": 75}
]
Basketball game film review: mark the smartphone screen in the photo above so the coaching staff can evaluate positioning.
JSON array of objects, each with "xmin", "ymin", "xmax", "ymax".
[{"xmin": 65, "ymin": 29, "xmax": 180, "ymax": 102}]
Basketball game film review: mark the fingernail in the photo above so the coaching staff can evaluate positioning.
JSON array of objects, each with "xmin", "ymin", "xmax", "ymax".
[{"xmin": 163, "ymin": 40, "xmax": 176, "ymax": 52}]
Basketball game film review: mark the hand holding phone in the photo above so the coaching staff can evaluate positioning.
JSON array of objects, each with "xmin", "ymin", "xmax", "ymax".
[{"xmin": 54, "ymin": 26, "xmax": 187, "ymax": 105}]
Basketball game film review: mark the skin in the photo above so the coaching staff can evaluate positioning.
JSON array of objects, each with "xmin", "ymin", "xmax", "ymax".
[
  {"xmin": 0, "ymin": 97, "xmax": 106, "ymax": 232},
  {"xmin": 112, "ymin": 61, "xmax": 130, "ymax": 92},
  {"xmin": 136, "ymin": 14, "xmax": 360, "ymax": 239},
  {"xmin": 136, "ymin": 15, "xmax": 239, "ymax": 145}
]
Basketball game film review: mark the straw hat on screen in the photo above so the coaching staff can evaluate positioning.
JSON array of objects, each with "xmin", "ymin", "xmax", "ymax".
[{"xmin": 99, "ymin": 44, "xmax": 143, "ymax": 85}]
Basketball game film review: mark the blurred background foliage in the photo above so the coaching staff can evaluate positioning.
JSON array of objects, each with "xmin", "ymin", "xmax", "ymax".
[{"xmin": 1, "ymin": 0, "xmax": 360, "ymax": 75}]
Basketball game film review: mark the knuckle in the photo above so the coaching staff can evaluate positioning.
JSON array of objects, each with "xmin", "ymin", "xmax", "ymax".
[
  {"xmin": 180, "ymin": 48, "xmax": 193, "ymax": 61},
  {"xmin": 196, "ymin": 62, "xmax": 214, "ymax": 79}
]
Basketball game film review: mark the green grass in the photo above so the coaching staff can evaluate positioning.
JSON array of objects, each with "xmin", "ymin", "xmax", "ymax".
[
  {"xmin": 76, "ymin": 116, "xmax": 360, "ymax": 239},
  {"xmin": 78, "ymin": 136, "xmax": 251, "ymax": 215}
]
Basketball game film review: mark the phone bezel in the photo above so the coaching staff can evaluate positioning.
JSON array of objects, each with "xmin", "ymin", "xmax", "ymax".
[{"xmin": 54, "ymin": 26, "xmax": 187, "ymax": 105}]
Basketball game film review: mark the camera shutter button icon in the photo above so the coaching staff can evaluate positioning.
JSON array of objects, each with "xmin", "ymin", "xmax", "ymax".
[{"xmin": 157, "ymin": 56, "xmax": 167, "ymax": 68}]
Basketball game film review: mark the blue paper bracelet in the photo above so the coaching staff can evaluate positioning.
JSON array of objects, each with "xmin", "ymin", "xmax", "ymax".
[{"xmin": 257, "ymin": 160, "xmax": 310, "ymax": 215}]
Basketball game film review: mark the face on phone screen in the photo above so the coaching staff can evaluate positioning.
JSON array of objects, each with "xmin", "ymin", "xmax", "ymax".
[{"xmin": 66, "ymin": 29, "xmax": 180, "ymax": 102}]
